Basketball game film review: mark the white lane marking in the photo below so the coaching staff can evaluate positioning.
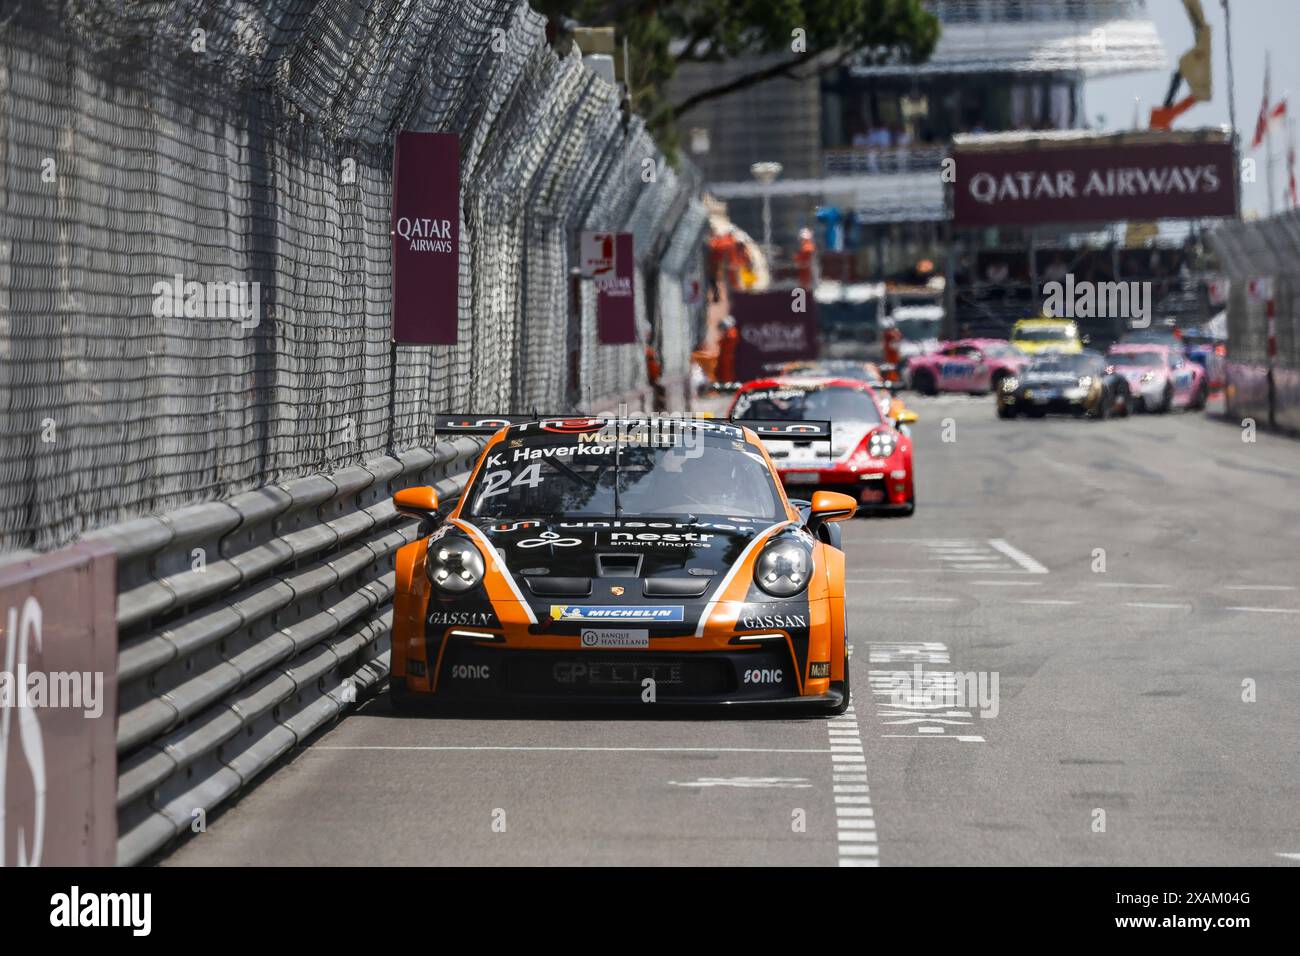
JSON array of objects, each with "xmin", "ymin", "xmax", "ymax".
[
  {"xmin": 1019, "ymin": 599, "xmax": 1079, "ymax": 606},
  {"xmin": 1226, "ymin": 585, "xmax": 1296, "ymax": 591},
  {"xmin": 1125, "ymin": 602, "xmax": 1191, "ymax": 610},
  {"xmin": 972, "ymin": 580, "xmax": 1042, "ymax": 587},
  {"xmin": 987, "ymin": 539, "xmax": 1049, "ymax": 574},
  {"xmin": 1095, "ymin": 582, "xmax": 1172, "ymax": 589},
  {"xmin": 883, "ymin": 596, "xmax": 958, "ymax": 603},
  {"xmin": 827, "ymin": 698, "xmax": 879, "ymax": 868},
  {"xmin": 668, "ymin": 777, "xmax": 812, "ymax": 789},
  {"xmin": 1226, "ymin": 606, "xmax": 1300, "ymax": 615},
  {"xmin": 881, "ymin": 734, "xmax": 986, "ymax": 742},
  {"xmin": 1276, "ymin": 852, "xmax": 1300, "ymax": 860},
  {"xmin": 313, "ymin": 746, "xmax": 832, "ymax": 753},
  {"xmin": 695, "ymin": 519, "xmax": 792, "ymax": 636}
]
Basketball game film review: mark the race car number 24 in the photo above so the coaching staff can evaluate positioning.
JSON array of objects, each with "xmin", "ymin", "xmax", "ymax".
[{"xmin": 475, "ymin": 465, "xmax": 545, "ymax": 507}]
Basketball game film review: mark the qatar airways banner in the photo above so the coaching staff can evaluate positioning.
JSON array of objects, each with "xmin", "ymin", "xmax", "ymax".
[
  {"xmin": 731, "ymin": 290, "xmax": 819, "ymax": 381},
  {"xmin": 951, "ymin": 140, "xmax": 1237, "ymax": 227},
  {"xmin": 392, "ymin": 131, "xmax": 460, "ymax": 345},
  {"xmin": 592, "ymin": 232, "xmax": 636, "ymax": 345}
]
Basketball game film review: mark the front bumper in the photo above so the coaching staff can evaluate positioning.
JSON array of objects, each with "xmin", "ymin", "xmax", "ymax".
[
  {"xmin": 397, "ymin": 641, "xmax": 838, "ymax": 709},
  {"xmin": 777, "ymin": 464, "xmax": 909, "ymax": 507},
  {"xmin": 1000, "ymin": 386, "xmax": 1099, "ymax": 414}
]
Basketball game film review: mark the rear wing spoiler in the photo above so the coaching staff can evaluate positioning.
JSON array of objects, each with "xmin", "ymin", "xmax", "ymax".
[
  {"xmin": 434, "ymin": 414, "xmax": 563, "ymax": 435},
  {"xmin": 435, "ymin": 414, "xmax": 831, "ymax": 442},
  {"xmin": 733, "ymin": 420, "xmax": 832, "ymax": 442}
]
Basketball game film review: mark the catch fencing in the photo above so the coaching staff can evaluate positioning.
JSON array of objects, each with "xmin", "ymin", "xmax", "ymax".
[
  {"xmin": 1207, "ymin": 212, "xmax": 1300, "ymax": 434},
  {"xmin": 0, "ymin": 0, "xmax": 708, "ymax": 555}
]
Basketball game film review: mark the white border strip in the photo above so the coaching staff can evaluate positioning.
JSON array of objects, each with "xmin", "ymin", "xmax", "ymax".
[
  {"xmin": 449, "ymin": 518, "xmax": 538, "ymax": 624},
  {"xmin": 694, "ymin": 520, "xmax": 792, "ymax": 636},
  {"xmin": 987, "ymin": 538, "xmax": 1048, "ymax": 574}
]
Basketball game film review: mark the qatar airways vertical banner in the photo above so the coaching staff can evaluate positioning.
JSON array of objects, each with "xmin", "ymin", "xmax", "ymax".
[
  {"xmin": 392, "ymin": 131, "xmax": 460, "ymax": 345},
  {"xmin": 589, "ymin": 232, "xmax": 637, "ymax": 344}
]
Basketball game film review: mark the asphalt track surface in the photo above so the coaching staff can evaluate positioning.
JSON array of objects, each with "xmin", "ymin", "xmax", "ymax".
[{"xmin": 163, "ymin": 396, "xmax": 1300, "ymax": 867}]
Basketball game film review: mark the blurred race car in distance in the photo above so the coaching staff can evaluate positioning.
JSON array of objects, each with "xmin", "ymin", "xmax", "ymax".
[
  {"xmin": 905, "ymin": 338, "xmax": 1029, "ymax": 395},
  {"xmin": 389, "ymin": 415, "xmax": 858, "ymax": 714},
  {"xmin": 1010, "ymin": 318, "xmax": 1084, "ymax": 355},
  {"xmin": 1105, "ymin": 343, "xmax": 1207, "ymax": 413},
  {"xmin": 729, "ymin": 378, "xmax": 915, "ymax": 515},
  {"xmin": 998, "ymin": 350, "xmax": 1130, "ymax": 419}
]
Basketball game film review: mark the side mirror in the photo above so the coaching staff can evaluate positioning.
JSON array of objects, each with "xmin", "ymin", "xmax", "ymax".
[
  {"xmin": 807, "ymin": 490, "xmax": 857, "ymax": 535},
  {"xmin": 393, "ymin": 486, "xmax": 441, "ymax": 520},
  {"xmin": 895, "ymin": 409, "xmax": 919, "ymax": 425}
]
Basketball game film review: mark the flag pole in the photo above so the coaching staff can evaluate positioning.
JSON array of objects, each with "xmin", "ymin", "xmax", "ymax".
[{"xmin": 1266, "ymin": 53, "xmax": 1277, "ymax": 217}]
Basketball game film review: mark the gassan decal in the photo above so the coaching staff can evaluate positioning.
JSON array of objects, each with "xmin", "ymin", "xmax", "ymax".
[
  {"xmin": 550, "ymin": 605, "xmax": 684, "ymax": 622},
  {"xmin": 428, "ymin": 610, "xmax": 499, "ymax": 627},
  {"xmin": 736, "ymin": 611, "xmax": 809, "ymax": 631}
]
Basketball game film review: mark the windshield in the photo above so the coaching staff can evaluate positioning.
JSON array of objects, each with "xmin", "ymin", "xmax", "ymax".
[
  {"xmin": 1107, "ymin": 351, "xmax": 1166, "ymax": 368},
  {"xmin": 1015, "ymin": 325, "xmax": 1074, "ymax": 343},
  {"xmin": 732, "ymin": 385, "xmax": 882, "ymax": 425},
  {"xmin": 466, "ymin": 430, "xmax": 785, "ymax": 520}
]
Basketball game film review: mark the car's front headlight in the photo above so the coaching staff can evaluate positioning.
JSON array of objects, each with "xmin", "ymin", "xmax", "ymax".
[
  {"xmin": 426, "ymin": 537, "xmax": 485, "ymax": 592},
  {"xmin": 754, "ymin": 540, "xmax": 812, "ymax": 598},
  {"xmin": 1078, "ymin": 376, "xmax": 1093, "ymax": 389},
  {"xmin": 1140, "ymin": 372, "xmax": 1156, "ymax": 384},
  {"xmin": 1001, "ymin": 377, "xmax": 1019, "ymax": 392},
  {"xmin": 867, "ymin": 430, "xmax": 897, "ymax": 460}
]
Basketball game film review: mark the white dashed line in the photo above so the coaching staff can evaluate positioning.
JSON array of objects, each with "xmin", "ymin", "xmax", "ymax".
[
  {"xmin": 1125, "ymin": 602, "xmax": 1191, "ymax": 610},
  {"xmin": 826, "ymin": 700, "xmax": 878, "ymax": 867},
  {"xmin": 987, "ymin": 539, "xmax": 1049, "ymax": 574},
  {"xmin": 1225, "ymin": 606, "xmax": 1300, "ymax": 615},
  {"xmin": 1095, "ymin": 582, "xmax": 1173, "ymax": 589},
  {"xmin": 313, "ymin": 746, "xmax": 831, "ymax": 753}
]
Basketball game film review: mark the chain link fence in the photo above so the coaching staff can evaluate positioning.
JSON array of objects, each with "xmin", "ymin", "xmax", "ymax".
[
  {"xmin": 0, "ymin": 0, "xmax": 707, "ymax": 554},
  {"xmin": 1208, "ymin": 212, "xmax": 1300, "ymax": 433}
]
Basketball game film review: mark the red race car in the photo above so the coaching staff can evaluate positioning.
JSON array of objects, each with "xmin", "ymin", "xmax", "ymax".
[{"xmin": 729, "ymin": 377, "xmax": 915, "ymax": 516}]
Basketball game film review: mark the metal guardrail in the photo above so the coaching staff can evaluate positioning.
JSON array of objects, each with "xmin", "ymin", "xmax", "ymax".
[{"xmin": 91, "ymin": 437, "xmax": 486, "ymax": 865}]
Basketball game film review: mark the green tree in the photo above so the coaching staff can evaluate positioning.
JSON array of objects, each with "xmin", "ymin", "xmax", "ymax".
[{"xmin": 536, "ymin": 1, "xmax": 939, "ymax": 155}]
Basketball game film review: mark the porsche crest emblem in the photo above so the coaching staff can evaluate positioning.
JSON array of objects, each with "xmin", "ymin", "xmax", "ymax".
[{"xmin": 609, "ymin": 586, "xmax": 625, "ymax": 596}]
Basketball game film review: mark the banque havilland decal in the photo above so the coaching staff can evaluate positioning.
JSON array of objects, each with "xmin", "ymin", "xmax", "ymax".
[{"xmin": 386, "ymin": 416, "xmax": 858, "ymax": 712}]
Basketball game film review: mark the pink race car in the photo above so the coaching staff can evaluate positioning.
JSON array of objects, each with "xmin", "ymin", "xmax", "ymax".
[
  {"xmin": 1104, "ymin": 343, "xmax": 1208, "ymax": 413},
  {"xmin": 905, "ymin": 339, "xmax": 1030, "ymax": 396}
]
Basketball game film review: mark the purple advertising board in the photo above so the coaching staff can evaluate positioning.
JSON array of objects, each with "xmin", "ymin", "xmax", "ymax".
[
  {"xmin": 1, "ymin": 541, "xmax": 118, "ymax": 866},
  {"xmin": 596, "ymin": 233, "xmax": 637, "ymax": 345},
  {"xmin": 731, "ymin": 290, "xmax": 819, "ymax": 381},
  {"xmin": 392, "ymin": 131, "xmax": 460, "ymax": 345},
  {"xmin": 952, "ymin": 139, "xmax": 1237, "ymax": 228}
]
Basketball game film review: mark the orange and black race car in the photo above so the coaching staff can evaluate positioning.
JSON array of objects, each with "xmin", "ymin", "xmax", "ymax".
[{"xmin": 389, "ymin": 416, "xmax": 856, "ymax": 714}]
